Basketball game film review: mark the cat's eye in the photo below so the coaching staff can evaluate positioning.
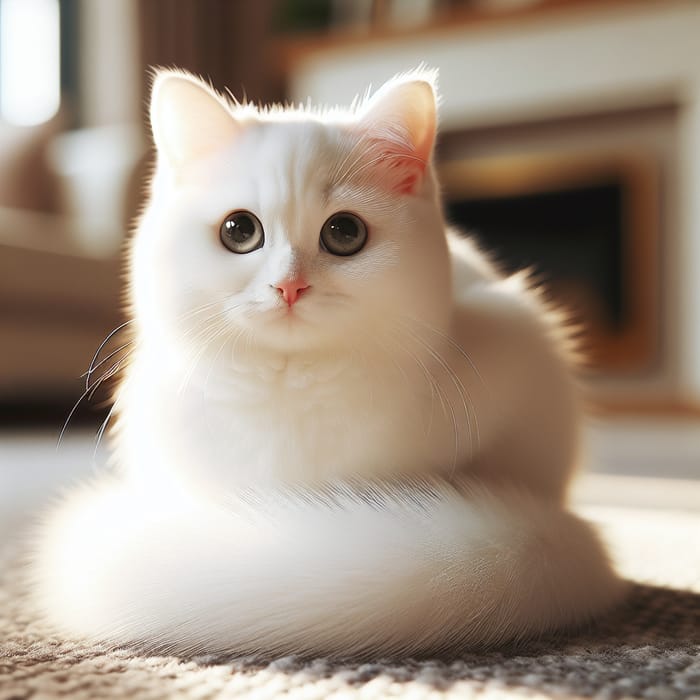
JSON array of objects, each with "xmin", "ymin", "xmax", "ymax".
[
  {"xmin": 220, "ymin": 211, "xmax": 264, "ymax": 254},
  {"xmin": 320, "ymin": 212, "xmax": 368, "ymax": 256}
]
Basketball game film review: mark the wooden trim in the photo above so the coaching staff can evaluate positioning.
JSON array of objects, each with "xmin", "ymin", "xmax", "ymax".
[
  {"xmin": 438, "ymin": 149, "xmax": 660, "ymax": 373},
  {"xmin": 587, "ymin": 397, "xmax": 700, "ymax": 417}
]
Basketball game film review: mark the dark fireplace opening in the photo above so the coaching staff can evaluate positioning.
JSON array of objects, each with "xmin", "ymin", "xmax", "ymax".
[{"xmin": 447, "ymin": 182, "xmax": 625, "ymax": 333}]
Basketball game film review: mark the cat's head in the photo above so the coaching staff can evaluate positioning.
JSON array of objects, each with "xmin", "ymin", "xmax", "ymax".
[{"xmin": 131, "ymin": 69, "xmax": 451, "ymax": 360}]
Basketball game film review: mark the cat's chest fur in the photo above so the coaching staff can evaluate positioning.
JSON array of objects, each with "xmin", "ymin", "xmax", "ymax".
[{"xmin": 116, "ymin": 340, "xmax": 476, "ymax": 494}]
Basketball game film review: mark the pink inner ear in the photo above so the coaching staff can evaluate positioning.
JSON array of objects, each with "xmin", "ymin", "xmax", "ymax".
[{"xmin": 370, "ymin": 138, "xmax": 427, "ymax": 195}]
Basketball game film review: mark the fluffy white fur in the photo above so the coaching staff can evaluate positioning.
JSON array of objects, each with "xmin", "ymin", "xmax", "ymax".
[{"xmin": 31, "ymin": 69, "xmax": 623, "ymax": 658}]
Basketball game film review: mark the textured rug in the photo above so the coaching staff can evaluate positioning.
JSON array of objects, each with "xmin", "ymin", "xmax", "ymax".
[{"xmin": 1, "ymin": 505, "xmax": 699, "ymax": 700}]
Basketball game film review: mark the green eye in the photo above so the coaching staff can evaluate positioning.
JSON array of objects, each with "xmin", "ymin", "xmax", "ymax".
[
  {"xmin": 220, "ymin": 211, "xmax": 264, "ymax": 253},
  {"xmin": 320, "ymin": 212, "xmax": 368, "ymax": 256}
]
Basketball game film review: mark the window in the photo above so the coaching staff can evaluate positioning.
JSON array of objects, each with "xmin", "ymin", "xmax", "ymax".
[{"xmin": 0, "ymin": 0, "xmax": 60, "ymax": 126}]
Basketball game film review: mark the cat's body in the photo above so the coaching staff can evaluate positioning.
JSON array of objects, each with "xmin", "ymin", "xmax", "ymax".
[
  {"xmin": 118, "ymin": 234, "xmax": 576, "ymax": 499},
  {"xmin": 31, "ymin": 70, "xmax": 623, "ymax": 657}
]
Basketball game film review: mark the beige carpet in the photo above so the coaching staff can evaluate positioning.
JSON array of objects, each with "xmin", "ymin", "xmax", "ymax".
[{"xmin": 1, "ymin": 505, "xmax": 699, "ymax": 700}]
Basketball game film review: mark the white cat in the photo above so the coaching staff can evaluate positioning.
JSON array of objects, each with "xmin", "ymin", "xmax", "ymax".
[{"xmin": 31, "ymin": 69, "xmax": 623, "ymax": 658}]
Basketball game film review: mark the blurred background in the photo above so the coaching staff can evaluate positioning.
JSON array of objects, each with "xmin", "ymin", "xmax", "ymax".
[{"xmin": 1, "ymin": 0, "xmax": 699, "ymax": 531}]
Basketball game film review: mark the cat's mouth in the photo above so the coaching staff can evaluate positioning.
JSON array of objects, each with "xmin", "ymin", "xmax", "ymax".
[
  {"xmin": 262, "ymin": 301, "xmax": 311, "ymax": 325},
  {"xmin": 243, "ymin": 301, "xmax": 327, "ymax": 352},
  {"xmin": 240, "ymin": 291, "xmax": 349, "ymax": 340}
]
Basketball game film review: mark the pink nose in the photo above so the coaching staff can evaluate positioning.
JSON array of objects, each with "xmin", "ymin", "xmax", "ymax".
[{"xmin": 274, "ymin": 278, "xmax": 310, "ymax": 307}]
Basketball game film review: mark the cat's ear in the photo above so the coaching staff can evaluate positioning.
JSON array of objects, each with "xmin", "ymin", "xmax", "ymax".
[
  {"xmin": 358, "ymin": 73, "xmax": 438, "ymax": 194},
  {"xmin": 150, "ymin": 71, "xmax": 239, "ymax": 170}
]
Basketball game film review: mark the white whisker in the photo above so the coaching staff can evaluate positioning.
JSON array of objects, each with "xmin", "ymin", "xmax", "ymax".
[
  {"xmin": 388, "ymin": 324, "xmax": 459, "ymax": 471},
  {"xmin": 399, "ymin": 315, "xmax": 484, "ymax": 460}
]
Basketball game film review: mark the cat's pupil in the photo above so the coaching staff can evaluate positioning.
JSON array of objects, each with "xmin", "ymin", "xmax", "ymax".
[
  {"xmin": 329, "ymin": 216, "xmax": 358, "ymax": 242},
  {"xmin": 227, "ymin": 215, "xmax": 254, "ymax": 242}
]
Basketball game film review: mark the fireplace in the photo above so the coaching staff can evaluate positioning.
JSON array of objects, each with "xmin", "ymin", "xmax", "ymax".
[{"xmin": 437, "ymin": 105, "xmax": 670, "ymax": 378}]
